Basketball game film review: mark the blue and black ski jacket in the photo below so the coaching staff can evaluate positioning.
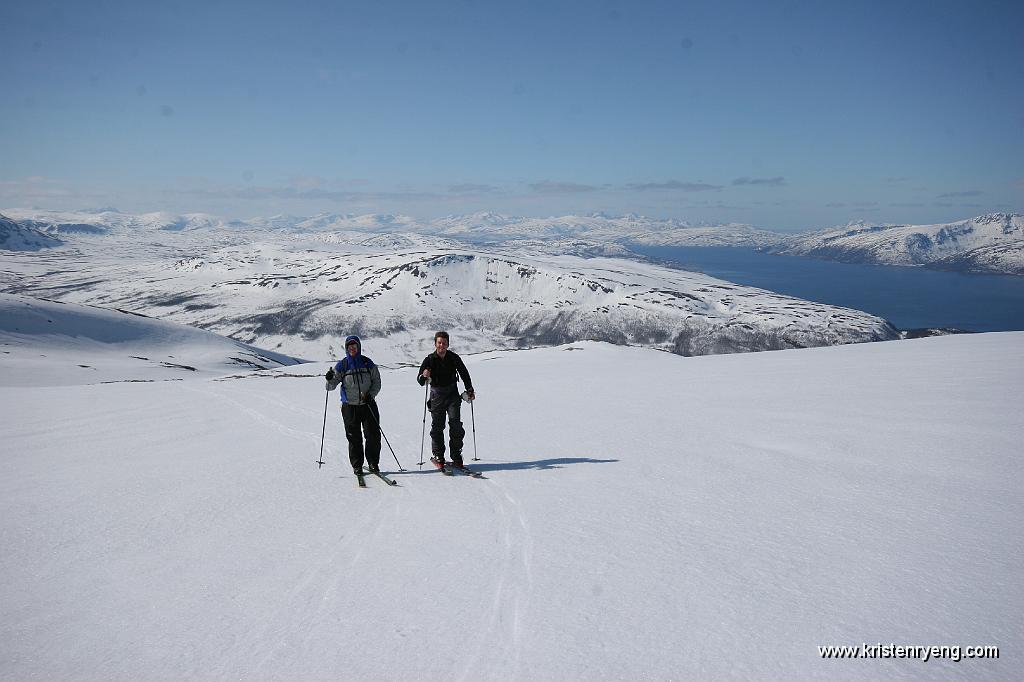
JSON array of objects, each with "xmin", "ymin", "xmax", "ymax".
[{"xmin": 326, "ymin": 335, "xmax": 381, "ymax": 405}]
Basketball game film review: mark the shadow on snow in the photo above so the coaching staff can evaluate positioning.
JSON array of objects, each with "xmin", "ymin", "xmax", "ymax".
[{"xmin": 395, "ymin": 456, "xmax": 619, "ymax": 475}]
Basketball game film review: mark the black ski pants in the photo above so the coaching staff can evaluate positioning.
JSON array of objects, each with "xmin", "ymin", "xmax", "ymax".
[
  {"xmin": 429, "ymin": 385, "xmax": 465, "ymax": 464},
  {"xmin": 341, "ymin": 401, "xmax": 381, "ymax": 471}
]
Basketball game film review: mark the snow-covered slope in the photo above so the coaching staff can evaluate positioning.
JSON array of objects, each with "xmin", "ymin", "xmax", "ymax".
[
  {"xmin": 0, "ymin": 232, "xmax": 897, "ymax": 363},
  {"xmin": 929, "ymin": 240, "xmax": 1024, "ymax": 275},
  {"xmin": 1, "ymin": 332, "xmax": 1019, "ymax": 680},
  {"xmin": 0, "ymin": 293, "xmax": 301, "ymax": 386},
  {"xmin": 772, "ymin": 213, "xmax": 1024, "ymax": 275},
  {"xmin": 0, "ymin": 213, "xmax": 63, "ymax": 250}
]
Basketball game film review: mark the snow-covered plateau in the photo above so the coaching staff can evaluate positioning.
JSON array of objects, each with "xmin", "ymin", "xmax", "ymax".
[
  {"xmin": 0, "ymin": 211, "xmax": 896, "ymax": 363},
  {"xmin": 769, "ymin": 213, "xmax": 1024, "ymax": 276},
  {"xmin": 1, "ymin": 295, "xmax": 1020, "ymax": 681}
]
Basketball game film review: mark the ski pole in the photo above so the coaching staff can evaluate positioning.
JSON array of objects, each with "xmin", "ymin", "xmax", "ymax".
[
  {"xmin": 317, "ymin": 388, "xmax": 329, "ymax": 469},
  {"xmin": 470, "ymin": 397, "xmax": 478, "ymax": 461},
  {"xmin": 365, "ymin": 402, "xmax": 406, "ymax": 471},
  {"xmin": 419, "ymin": 379, "xmax": 429, "ymax": 468}
]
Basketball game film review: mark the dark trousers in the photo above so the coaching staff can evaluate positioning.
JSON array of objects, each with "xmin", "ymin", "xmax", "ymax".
[
  {"xmin": 341, "ymin": 402, "xmax": 381, "ymax": 471},
  {"xmin": 429, "ymin": 385, "xmax": 465, "ymax": 463}
]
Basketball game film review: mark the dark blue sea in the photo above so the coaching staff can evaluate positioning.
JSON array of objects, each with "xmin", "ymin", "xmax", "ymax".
[{"xmin": 633, "ymin": 246, "xmax": 1024, "ymax": 332}]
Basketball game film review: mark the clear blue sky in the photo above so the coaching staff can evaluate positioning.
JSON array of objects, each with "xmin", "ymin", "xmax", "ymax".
[{"xmin": 2, "ymin": 0, "xmax": 1022, "ymax": 230}]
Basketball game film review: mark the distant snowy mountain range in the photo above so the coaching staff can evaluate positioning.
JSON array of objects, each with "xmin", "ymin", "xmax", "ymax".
[
  {"xmin": 5, "ymin": 206, "xmax": 1019, "ymax": 362},
  {"xmin": 0, "ymin": 208, "xmax": 780, "ymax": 250},
  {"xmin": 0, "ymin": 211, "xmax": 897, "ymax": 362},
  {"xmin": 2, "ymin": 209, "xmax": 245, "ymax": 234},
  {"xmin": 3, "ymin": 208, "xmax": 1021, "ymax": 275}
]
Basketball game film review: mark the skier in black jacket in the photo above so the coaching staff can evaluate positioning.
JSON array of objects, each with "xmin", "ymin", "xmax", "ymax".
[{"xmin": 417, "ymin": 331, "xmax": 474, "ymax": 469}]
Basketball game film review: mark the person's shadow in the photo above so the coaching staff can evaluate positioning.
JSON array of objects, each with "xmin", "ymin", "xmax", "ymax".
[{"xmin": 400, "ymin": 457, "xmax": 618, "ymax": 474}]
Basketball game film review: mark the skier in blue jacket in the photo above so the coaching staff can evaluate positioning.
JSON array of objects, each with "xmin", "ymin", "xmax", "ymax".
[{"xmin": 325, "ymin": 335, "xmax": 382, "ymax": 474}]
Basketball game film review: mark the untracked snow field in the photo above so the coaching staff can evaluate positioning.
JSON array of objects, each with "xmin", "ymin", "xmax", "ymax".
[{"xmin": 1, "ymin": 331, "xmax": 1021, "ymax": 680}]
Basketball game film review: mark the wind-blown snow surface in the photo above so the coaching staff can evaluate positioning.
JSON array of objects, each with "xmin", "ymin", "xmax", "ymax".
[{"xmin": 1, "ymin": 323, "xmax": 1020, "ymax": 680}]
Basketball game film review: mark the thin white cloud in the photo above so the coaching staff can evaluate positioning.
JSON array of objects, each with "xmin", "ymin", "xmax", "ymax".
[
  {"xmin": 448, "ymin": 183, "xmax": 501, "ymax": 194},
  {"xmin": 179, "ymin": 185, "xmax": 443, "ymax": 202},
  {"xmin": 626, "ymin": 180, "xmax": 722, "ymax": 192},
  {"xmin": 0, "ymin": 176, "xmax": 89, "ymax": 201},
  {"xmin": 529, "ymin": 181, "xmax": 600, "ymax": 194},
  {"xmin": 732, "ymin": 176, "xmax": 787, "ymax": 187},
  {"xmin": 289, "ymin": 175, "xmax": 326, "ymax": 191},
  {"xmin": 936, "ymin": 190, "xmax": 984, "ymax": 198}
]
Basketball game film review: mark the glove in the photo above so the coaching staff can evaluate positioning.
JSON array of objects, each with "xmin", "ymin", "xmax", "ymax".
[{"xmin": 325, "ymin": 368, "xmax": 335, "ymax": 381}]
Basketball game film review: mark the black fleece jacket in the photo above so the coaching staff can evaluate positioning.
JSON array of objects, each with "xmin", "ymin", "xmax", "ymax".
[{"xmin": 417, "ymin": 350, "xmax": 473, "ymax": 391}]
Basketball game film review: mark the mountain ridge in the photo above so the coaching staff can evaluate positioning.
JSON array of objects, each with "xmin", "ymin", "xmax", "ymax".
[{"xmin": 768, "ymin": 212, "xmax": 1024, "ymax": 275}]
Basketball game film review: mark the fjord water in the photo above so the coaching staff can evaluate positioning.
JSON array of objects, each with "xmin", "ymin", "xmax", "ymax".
[{"xmin": 635, "ymin": 246, "xmax": 1024, "ymax": 332}]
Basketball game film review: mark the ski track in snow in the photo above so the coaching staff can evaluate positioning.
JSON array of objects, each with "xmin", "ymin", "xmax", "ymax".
[
  {"xmin": 458, "ymin": 482, "xmax": 534, "ymax": 682},
  {"xmin": 177, "ymin": 372, "xmax": 540, "ymax": 680},
  {"xmin": 180, "ymin": 380, "xmax": 324, "ymax": 453}
]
